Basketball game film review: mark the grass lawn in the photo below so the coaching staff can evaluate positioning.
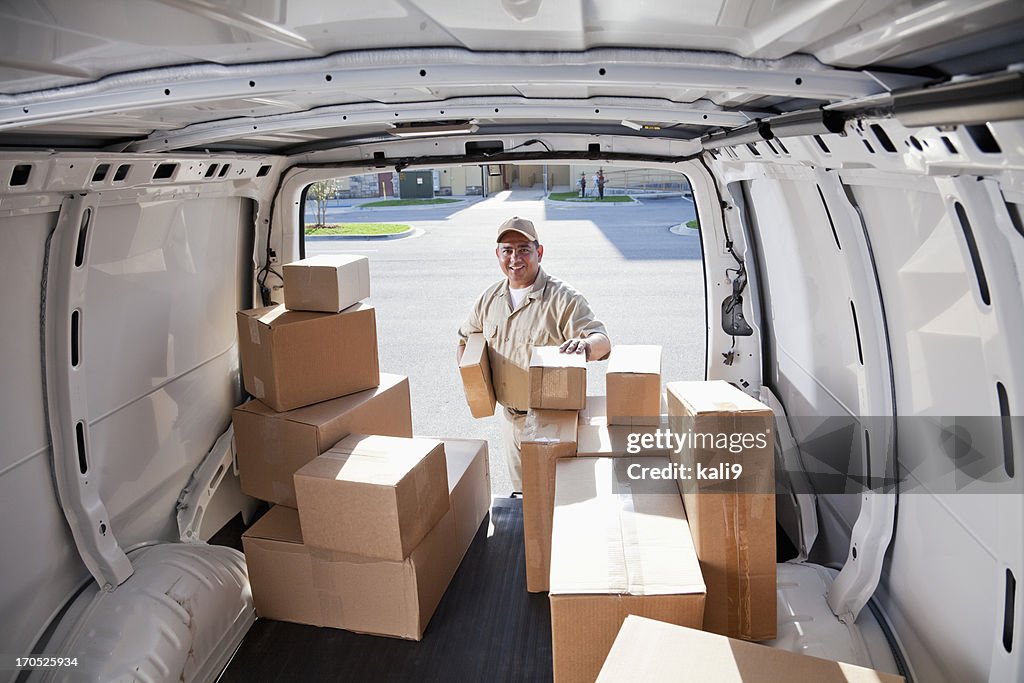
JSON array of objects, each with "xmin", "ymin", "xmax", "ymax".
[
  {"xmin": 548, "ymin": 191, "xmax": 633, "ymax": 202},
  {"xmin": 686, "ymin": 219, "xmax": 699, "ymax": 228},
  {"xmin": 306, "ymin": 223, "xmax": 411, "ymax": 235},
  {"xmin": 360, "ymin": 198, "xmax": 459, "ymax": 207}
]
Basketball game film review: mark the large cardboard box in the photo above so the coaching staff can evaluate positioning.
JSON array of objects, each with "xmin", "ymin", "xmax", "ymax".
[
  {"xmin": 549, "ymin": 457, "xmax": 706, "ymax": 683},
  {"xmin": 598, "ymin": 616, "xmax": 905, "ymax": 682},
  {"xmin": 606, "ymin": 345, "xmax": 662, "ymax": 426},
  {"xmin": 242, "ymin": 435, "xmax": 488, "ymax": 640},
  {"xmin": 242, "ymin": 505, "xmax": 459, "ymax": 640},
  {"xmin": 529, "ymin": 346, "xmax": 586, "ymax": 410},
  {"xmin": 521, "ymin": 408, "xmax": 578, "ymax": 593},
  {"xmin": 311, "ymin": 511, "xmax": 458, "ymax": 640},
  {"xmin": 666, "ymin": 380, "xmax": 777, "ymax": 641},
  {"xmin": 236, "ymin": 303, "xmax": 380, "ymax": 412},
  {"xmin": 232, "ymin": 373, "xmax": 412, "ymax": 507},
  {"xmin": 294, "ymin": 434, "xmax": 450, "ymax": 560},
  {"xmin": 282, "ymin": 254, "xmax": 370, "ymax": 313},
  {"xmin": 459, "ymin": 333, "xmax": 496, "ymax": 418},
  {"xmin": 241, "ymin": 505, "xmax": 319, "ymax": 625},
  {"xmin": 438, "ymin": 437, "xmax": 492, "ymax": 559}
]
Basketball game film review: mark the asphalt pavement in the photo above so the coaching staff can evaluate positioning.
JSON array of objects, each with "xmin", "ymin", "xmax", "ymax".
[{"xmin": 307, "ymin": 190, "xmax": 705, "ymax": 495}]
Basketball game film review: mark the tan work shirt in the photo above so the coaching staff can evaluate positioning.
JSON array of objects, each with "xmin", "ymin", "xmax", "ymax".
[{"xmin": 459, "ymin": 269, "xmax": 609, "ymax": 412}]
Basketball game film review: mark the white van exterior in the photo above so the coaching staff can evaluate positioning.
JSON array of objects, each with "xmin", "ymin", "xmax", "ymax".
[{"xmin": 0, "ymin": 1, "xmax": 1021, "ymax": 681}]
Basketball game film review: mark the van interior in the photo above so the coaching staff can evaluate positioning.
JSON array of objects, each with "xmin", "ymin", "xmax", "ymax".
[{"xmin": 0, "ymin": 1, "xmax": 1022, "ymax": 681}]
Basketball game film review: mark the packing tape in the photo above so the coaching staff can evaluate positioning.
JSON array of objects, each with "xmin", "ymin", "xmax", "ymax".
[
  {"xmin": 248, "ymin": 316, "xmax": 261, "ymax": 345},
  {"xmin": 252, "ymin": 376, "xmax": 265, "ymax": 398},
  {"xmin": 542, "ymin": 368, "xmax": 569, "ymax": 400}
]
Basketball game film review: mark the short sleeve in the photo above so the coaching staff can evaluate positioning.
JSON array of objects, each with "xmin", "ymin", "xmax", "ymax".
[{"xmin": 558, "ymin": 291, "xmax": 609, "ymax": 344}]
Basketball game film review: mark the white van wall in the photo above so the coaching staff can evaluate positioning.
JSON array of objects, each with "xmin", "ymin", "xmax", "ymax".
[
  {"xmin": 0, "ymin": 155, "xmax": 273, "ymax": 657},
  {"xmin": 708, "ymin": 121, "xmax": 1024, "ymax": 683}
]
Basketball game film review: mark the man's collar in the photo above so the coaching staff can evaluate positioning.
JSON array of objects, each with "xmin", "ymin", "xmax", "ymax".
[{"xmin": 499, "ymin": 268, "xmax": 549, "ymax": 299}]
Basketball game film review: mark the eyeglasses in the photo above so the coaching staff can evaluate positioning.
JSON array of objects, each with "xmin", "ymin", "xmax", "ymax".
[{"xmin": 498, "ymin": 244, "xmax": 537, "ymax": 257}]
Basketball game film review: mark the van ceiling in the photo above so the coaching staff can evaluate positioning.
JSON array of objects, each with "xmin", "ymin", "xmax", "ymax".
[{"xmin": 0, "ymin": 0, "xmax": 1021, "ymax": 153}]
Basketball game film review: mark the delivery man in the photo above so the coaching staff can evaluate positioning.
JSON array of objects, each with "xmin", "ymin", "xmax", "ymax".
[{"xmin": 457, "ymin": 216, "xmax": 611, "ymax": 491}]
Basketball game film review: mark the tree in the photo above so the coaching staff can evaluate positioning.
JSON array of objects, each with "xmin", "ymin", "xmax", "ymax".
[{"xmin": 308, "ymin": 180, "xmax": 337, "ymax": 227}]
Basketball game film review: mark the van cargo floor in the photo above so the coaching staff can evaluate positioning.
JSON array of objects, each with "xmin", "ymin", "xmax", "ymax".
[{"xmin": 217, "ymin": 498, "xmax": 553, "ymax": 683}]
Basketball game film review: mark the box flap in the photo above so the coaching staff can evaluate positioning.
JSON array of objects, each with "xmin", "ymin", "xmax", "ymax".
[
  {"xmin": 607, "ymin": 345, "xmax": 662, "ymax": 375},
  {"xmin": 666, "ymin": 380, "xmax": 771, "ymax": 416},
  {"xmin": 549, "ymin": 457, "xmax": 704, "ymax": 597},
  {"xmin": 242, "ymin": 505, "xmax": 304, "ymax": 544},
  {"xmin": 598, "ymin": 616, "xmax": 906, "ymax": 683},
  {"xmin": 530, "ymin": 345, "xmax": 587, "ymax": 369}
]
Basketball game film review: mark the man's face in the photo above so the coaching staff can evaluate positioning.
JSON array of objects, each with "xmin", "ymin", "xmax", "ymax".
[{"xmin": 496, "ymin": 232, "xmax": 543, "ymax": 288}]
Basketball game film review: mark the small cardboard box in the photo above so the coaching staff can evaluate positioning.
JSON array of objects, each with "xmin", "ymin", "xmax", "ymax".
[
  {"xmin": 232, "ymin": 373, "xmax": 412, "ymax": 507},
  {"xmin": 283, "ymin": 254, "xmax": 370, "ymax": 313},
  {"xmin": 549, "ymin": 457, "xmax": 706, "ymax": 683},
  {"xmin": 521, "ymin": 408, "xmax": 579, "ymax": 593},
  {"xmin": 459, "ymin": 333, "xmax": 496, "ymax": 418},
  {"xmin": 598, "ymin": 616, "xmax": 906, "ymax": 682},
  {"xmin": 606, "ymin": 345, "xmax": 662, "ymax": 426},
  {"xmin": 236, "ymin": 303, "xmax": 379, "ymax": 412},
  {"xmin": 666, "ymin": 380, "xmax": 776, "ymax": 641},
  {"xmin": 529, "ymin": 346, "xmax": 586, "ymax": 410},
  {"xmin": 294, "ymin": 434, "xmax": 450, "ymax": 561},
  {"xmin": 438, "ymin": 438, "xmax": 492, "ymax": 560},
  {"xmin": 241, "ymin": 505, "xmax": 319, "ymax": 625}
]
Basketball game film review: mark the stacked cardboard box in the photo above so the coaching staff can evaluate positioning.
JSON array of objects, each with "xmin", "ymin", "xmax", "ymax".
[
  {"xmin": 549, "ymin": 457, "xmax": 706, "ymax": 683},
  {"xmin": 236, "ymin": 255, "xmax": 492, "ymax": 640},
  {"xmin": 520, "ymin": 408, "xmax": 579, "ymax": 593},
  {"xmin": 598, "ymin": 616, "xmax": 905, "ymax": 683},
  {"xmin": 666, "ymin": 380, "xmax": 777, "ymax": 641},
  {"xmin": 529, "ymin": 346, "xmax": 587, "ymax": 410},
  {"xmin": 606, "ymin": 344, "xmax": 662, "ymax": 426},
  {"xmin": 232, "ymin": 373, "xmax": 412, "ymax": 507},
  {"xmin": 241, "ymin": 436, "xmax": 490, "ymax": 640}
]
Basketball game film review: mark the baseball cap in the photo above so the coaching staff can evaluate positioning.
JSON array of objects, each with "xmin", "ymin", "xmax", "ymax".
[{"xmin": 496, "ymin": 216, "xmax": 538, "ymax": 242}]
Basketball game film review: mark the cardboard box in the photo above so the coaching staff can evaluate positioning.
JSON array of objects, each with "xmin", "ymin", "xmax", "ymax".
[
  {"xmin": 294, "ymin": 434, "xmax": 450, "ymax": 560},
  {"xmin": 241, "ymin": 505, "xmax": 319, "ymax": 625},
  {"xmin": 236, "ymin": 303, "xmax": 380, "ymax": 412},
  {"xmin": 243, "ymin": 435, "xmax": 489, "ymax": 640},
  {"xmin": 549, "ymin": 457, "xmax": 706, "ymax": 683},
  {"xmin": 459, "ymin": 333, "xmax": 496, "ymax": 418},
  {"xmin": 606, "ymin": 345, "xmax": 662, "ymax": 426},
  {"xmin": 232, "ymin": 373, "xmax": 412, "ymax": 507},
  {"xmin": 521, "ymin": 408, "xmax": 578, "ymax": 593},
  {"xmin": 438, "ymin": 437, "xmax": 492, "ymax": 559},
  {"xmin": 282, "ymin": 254, "xmax": 370, "ymax": 313},
  {"xmin": 311, "ymin": 510, "xmax": 458, "ymax": 640},
  {"xmin": 529, "ymin": 346, "xmax": 586, "ymax": 410},
  {"xmin": 666, "ymin": 380, "xmax": 776, "ymax": 641},
  {"xmin": 242, "ymin": 505, "xmax": 459, "ymax": 640},
  {"xmin": 598, "ymin": 616, "xmax": 905, "ymax": 682}
]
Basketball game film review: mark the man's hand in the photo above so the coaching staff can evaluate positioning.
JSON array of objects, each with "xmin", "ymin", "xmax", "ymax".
[{"xmin": 559, "ymin": 338, "xmax": 591, "ymax": 359}]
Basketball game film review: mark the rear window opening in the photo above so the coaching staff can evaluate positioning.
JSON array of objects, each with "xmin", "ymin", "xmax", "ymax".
[{"xmin": 297, "ymin": 165, "xmax": 707, "ymax": 486}]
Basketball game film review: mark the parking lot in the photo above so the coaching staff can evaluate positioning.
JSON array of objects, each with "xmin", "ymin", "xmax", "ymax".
[{"xmin": 308, "ymin": 189, "xmax": 706, "ymax": 494}]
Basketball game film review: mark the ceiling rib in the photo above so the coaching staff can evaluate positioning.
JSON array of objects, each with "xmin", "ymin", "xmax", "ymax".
[
  {"xmin": 0, "ymin": 48, "xmax": 897, "ymax": 133},
  {"xmin": 127, "ymin": 96, "xmax": 754, "ymax": 152}
]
